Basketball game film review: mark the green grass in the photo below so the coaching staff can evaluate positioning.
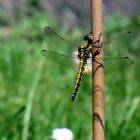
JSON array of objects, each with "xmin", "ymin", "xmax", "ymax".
[{"xmin": 0, "ymin": 14, "xmax": 140, "ymax": 140}]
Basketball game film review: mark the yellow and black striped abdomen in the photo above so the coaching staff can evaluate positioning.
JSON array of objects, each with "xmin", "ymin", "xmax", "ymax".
[{"xmin": 71, "ymin": 60, "xmax": 86, "ymax": 101}]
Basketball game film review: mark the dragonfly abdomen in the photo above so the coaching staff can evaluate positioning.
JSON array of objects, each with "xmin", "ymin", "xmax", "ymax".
[{"xmin": 71, "ymin": 60, "xmax": 86, "ymax": 101}]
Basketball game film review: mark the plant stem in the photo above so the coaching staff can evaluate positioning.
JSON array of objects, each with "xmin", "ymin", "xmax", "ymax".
[
  {"xmin": 22, "ymin": 60, "xmax": 44, "ymax": 140},
  {"xmin": 91, "ymin": 0, "xmax": 105, "ymax": 140}
]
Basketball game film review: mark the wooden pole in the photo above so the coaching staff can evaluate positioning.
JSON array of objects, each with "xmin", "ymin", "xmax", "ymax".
[{"xmin": 91, "ymin": 0, "xmax": 105, "ymax": 140}]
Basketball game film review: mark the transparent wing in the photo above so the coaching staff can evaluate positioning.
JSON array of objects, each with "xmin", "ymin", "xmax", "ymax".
[
  {"xmin": 104, "ymin": 31, "xmax": 133, "ymax": 46},
  {"xmin": 43, "ymin": 26, "xmax": 79, "ymax": 54},
  {"xmin": 93, "ymin": 56, "xmax": 134, "ymax": 74},
  {"xmin": 92, "ymin": 30, "xmax": 136, "ymax": 53},
  {"xmin": 41, "ymin": 50, "xmax": 79, "ymax": 71}
]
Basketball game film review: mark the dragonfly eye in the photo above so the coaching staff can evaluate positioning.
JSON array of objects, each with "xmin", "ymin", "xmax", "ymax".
[
  {"xmin": 83, "ymin": 35, "xmax": 93, "ymax": 44},
  {"xmin": 83, "ymin": 35, "xmax": 89, "ymax": 41}
]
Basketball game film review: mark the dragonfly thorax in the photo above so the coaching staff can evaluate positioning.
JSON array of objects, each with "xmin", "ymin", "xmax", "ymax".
[{"xmin": 77, "ymin": 46, "xmax": 91, "ymax": 60}]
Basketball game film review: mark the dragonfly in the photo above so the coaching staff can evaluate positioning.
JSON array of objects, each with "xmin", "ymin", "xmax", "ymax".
[{"xmin": 41, "ymin": 26, "xmax": 134, "ymax": 101}]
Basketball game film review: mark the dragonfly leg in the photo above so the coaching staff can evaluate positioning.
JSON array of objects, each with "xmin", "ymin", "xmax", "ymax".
[
  {"xmin": 93, "ymin": 58, "xmax": 103, "ymax": 67},
  {"xmin": 92, "ymin": 58, "xmax": 104, "ymax": 78},
  {"xmin": 92, "ymin": 33, "xmax": 103, "ymax": 57},
  {"xmin": 93, "ymin": 33, "xmax": 103, "ymax": 48}
]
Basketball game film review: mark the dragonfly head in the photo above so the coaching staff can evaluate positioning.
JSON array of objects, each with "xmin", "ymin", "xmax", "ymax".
[{"xmin": 83, "ymin": 32, "xmax": 93, "ymax": 44}]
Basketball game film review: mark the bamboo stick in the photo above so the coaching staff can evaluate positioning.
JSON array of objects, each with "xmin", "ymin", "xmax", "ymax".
[{"xmin": 91, "ymin": 0, "xmax": 105, "ymax": 140}]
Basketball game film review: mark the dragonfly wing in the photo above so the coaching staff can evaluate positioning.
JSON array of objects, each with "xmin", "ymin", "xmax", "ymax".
[
  {"xmin": 101, "ymin": 30, "xmax": 139, "ymax": 55},
  {"xmin": 41, "ymin": 50, "xmax": 79, "ymax": 71},
  {"xmin": 43, "ymin": 26, "xmax": 79, "ymax": 53},
  {"xmin": 104, "ymin": 31, "xmax": 133, "ymax": 46},
  {"xmin": 94, "ymin": 56, "xmax": 134, "ymax": 73},
  {"xmin": 87, "ymin": 55, "xmax": 134, "ymax": 74}
]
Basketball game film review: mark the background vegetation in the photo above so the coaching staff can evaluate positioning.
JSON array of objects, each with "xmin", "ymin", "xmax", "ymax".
[{"xmin": 0, "ymin": 1, "xmax": 140, "ymax": 140}]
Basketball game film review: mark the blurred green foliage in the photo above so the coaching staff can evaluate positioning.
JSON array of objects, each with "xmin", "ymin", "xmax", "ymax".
[{"xmin": 0, "ymin": 13, "xmax": 139, "ymax": 140}]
